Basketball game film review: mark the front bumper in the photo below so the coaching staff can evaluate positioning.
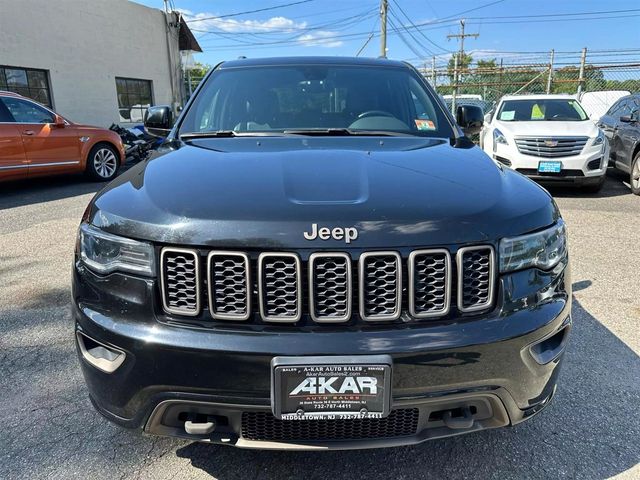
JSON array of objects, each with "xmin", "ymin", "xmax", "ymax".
[
  {"xmin": 73, "ymin": 259, "xmax": 571, "ymax": 449},
  {"xmin": 492, "ymin": 141, "xmax": 608, "ymax": 184}
]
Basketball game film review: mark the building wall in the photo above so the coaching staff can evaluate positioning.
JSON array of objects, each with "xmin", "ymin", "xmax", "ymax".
[{"xmin": 0, "ymin": 0, "xmax": 181, "ymax": 126}]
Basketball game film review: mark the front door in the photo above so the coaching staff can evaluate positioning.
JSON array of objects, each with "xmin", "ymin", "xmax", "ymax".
[
  {"xmin": 0, "ymin": 97, "xmax": 82, "ymax": 176},
  {"xmin": 0, "ymin": 99, "xmax": 28, "ymax": 181}
]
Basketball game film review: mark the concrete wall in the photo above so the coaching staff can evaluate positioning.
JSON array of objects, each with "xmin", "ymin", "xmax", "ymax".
[{"xmin": 0, "ymin": 0, "xmax": 181, "ymax": 126}]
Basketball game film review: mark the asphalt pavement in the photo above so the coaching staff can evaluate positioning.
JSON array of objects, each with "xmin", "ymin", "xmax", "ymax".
[{"xmin": 0, "ymin": 170, "xmax": 638, "ymax": 479}]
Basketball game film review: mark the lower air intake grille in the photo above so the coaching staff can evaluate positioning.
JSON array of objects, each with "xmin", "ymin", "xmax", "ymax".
[
  {"xmin": 207, "ymin": 252, "xmax": 250, "ymax": 320},
  {"xmin": 409, "ymin": 249, "xmax": 451, "ymax": 317},
  {"xmin": 258, "ymin": 253, "xmax": 301, "ymax": 322},
  {"xmin": 359, "ymin": 252, "xmax": 402, "ymax": 321},
  {"xmin": 160, "ymin": 248, "xmax": 200, "ymax": 316},
  {"xmin": 241, "ymin": 409, "xmax": 420, "ymax": 442},
  {"xmin": 457, "ymin": 246, "xmax": 495, "ymax": 312}
]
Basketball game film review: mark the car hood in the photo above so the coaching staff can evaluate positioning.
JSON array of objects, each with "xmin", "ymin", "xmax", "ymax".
[
  {"xmin": 89, "ymin": 137, "xmax": 558, "ymax": 249},
  {"xmin": 494, "ymin": 120, "xmax": 598, "ymax": 138}
]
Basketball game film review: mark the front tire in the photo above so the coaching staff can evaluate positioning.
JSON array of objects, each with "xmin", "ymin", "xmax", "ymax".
[
  {"xmin": 631, "ymin": 152, "xmax": 640, "ymax": 196},
  {"xmin": 86, "ymin": 144, "xmax": 120, "ymax": 181}
]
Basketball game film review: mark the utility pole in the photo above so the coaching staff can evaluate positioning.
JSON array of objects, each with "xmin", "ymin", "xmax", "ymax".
[
  {"xmin": 577, "ymin": 47, "xmax": 588, "ymax": 96},
  {"xmin": 431, "ymin": 55, "xmax": 436, "ymax": 87},
  {"xmin": 447, "ymin": 19, "xmax": 479, "ymax": 114},
  {"xmin": 380, "ymin": 0, "xmax": 388, "ymax": 58},
  {"xmin": 546, "ymin": 49, "xmax": 555, "ymax": 94}
]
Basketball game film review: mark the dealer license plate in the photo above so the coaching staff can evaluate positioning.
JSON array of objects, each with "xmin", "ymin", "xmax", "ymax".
[
  {"xmin": 271, "ymin": 356, "xmax": 392, "ymax": 420},
  {"xmin": 538, "ymin": 161, "xmax": 562, "ymax": 173}
]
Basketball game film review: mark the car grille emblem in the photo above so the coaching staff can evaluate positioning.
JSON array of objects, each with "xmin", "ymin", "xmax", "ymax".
[
  {"xmin": 303, "ymin": 223, "xmax": 359, "ymax": 243},
  {"xmin": 543, "ymin": 139, "xmax": 558, "ymax": 147}
]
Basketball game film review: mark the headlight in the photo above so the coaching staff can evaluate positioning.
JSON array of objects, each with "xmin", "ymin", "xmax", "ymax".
[
  {"xmin": 493, "ymin": 128, "xmax": 508, "ymax": 152},
  {"xmin": 593, "ymin": 130, "xmax": 605, "ymax": 147},
  {"xmin": 499, "ymin": 220, "xmax": 567, "ymax": 272},
  {"xmin": 79, "ymin": 223, "xmax": 155, "ymax": 276}
]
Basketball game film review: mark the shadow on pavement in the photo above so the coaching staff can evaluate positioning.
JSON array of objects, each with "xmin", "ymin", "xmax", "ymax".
[
  {"xmin": 176, "ymin": 298, "xmax": 640, "ymax": 479},
  {"xmin": 545, "ymin": 169, "xmax": 632, "ymax": 199},
  {"xmin": 0, "ymin": 175, "xmax": 106, "ymax": 210}
]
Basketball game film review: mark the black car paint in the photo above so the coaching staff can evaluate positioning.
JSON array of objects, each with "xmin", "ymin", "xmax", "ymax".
[
  {"xmin": 73, "ymin": 56, "xmax": 571, "ymax": 449},
  {"xmin": 598, "ymin": 94, "xmax": 640, "ymax": 172}
]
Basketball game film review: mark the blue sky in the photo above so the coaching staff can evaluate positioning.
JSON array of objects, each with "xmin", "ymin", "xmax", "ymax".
[{"xmin": 135, "ymin": 0, "xmax": 640, "ymax": 67}]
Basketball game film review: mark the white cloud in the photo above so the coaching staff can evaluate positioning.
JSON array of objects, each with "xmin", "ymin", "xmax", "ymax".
[
  {"xmin": 297, "ymin": 31, "xmax": 343, "ymax": 48},
  {"xmin": 179, "ymin": 10, "xmax": 343, "ymax": 48}
]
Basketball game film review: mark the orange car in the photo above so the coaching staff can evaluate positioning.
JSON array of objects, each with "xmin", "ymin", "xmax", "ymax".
[{"xmin": 0, "ymin": 91, "xmax": 125, "ymax": 183}]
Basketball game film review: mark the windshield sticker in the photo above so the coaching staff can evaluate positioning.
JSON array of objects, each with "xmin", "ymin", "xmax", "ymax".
[
  {"xmin": 499, "ymin": 110, "xmax": 515, "ymax": 121},
  {"xmin": 415, "ymin": 119, "xmax": 436, "ymax": 130}
]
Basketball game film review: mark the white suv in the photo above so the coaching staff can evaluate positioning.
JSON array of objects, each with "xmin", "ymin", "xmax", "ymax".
[{"xmin": 481, "ymin": 94, "xmax": 608, "ymax": 192}]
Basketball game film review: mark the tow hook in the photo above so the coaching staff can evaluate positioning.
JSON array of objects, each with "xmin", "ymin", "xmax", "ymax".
[
  {"xmin": 184, "ymin": 418, "xmax": 217, "ymax": 435},
  {"xmin": 443, "ymin": 406, "xmax": 474, "ymax": 429}
]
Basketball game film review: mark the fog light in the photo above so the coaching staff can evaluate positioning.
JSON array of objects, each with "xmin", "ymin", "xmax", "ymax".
[{"xmin": 587, "ymin": 158, "xmax": 602, "ymax": 171}]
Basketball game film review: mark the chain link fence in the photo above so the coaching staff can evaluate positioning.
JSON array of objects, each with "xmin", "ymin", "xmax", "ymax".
[{"xmin": 419, "ymin": 49, "xmax": 640, "ymax": 115}]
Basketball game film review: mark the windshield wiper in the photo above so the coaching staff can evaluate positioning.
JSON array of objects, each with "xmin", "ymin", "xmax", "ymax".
[
  {"xmin": 180, "ymin": 130, "xmax": 287, "ymax": 139},
  {"xmin": 282, "ymin": 128, "xmax": 412, "ymax": 137}
]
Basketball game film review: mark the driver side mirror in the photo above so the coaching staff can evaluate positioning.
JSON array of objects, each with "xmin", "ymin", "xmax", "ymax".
[
  {"xmin": 620, "ymin": 115, "xmax": 635, "ymax": 123},
  {"xmin": 144, "ymin": 105, "xmax": 173, "ymax": 137},
  {"xmin": 456, "ymin": 105, "xmax": 484, "ymax": 136}
]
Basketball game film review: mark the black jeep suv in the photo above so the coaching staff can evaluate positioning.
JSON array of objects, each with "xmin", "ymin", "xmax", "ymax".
[{"xmin": 73, "ymin": 57, "xmax": 571, "ymax": 450}]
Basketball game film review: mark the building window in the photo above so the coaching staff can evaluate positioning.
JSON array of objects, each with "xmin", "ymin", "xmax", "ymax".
[
  {"xmin": 0, "ymin": 66, "xmax": 52, "ymax": 107},
  {"xmin": 116, "ymin": 77, "xmax": 153, "ymax": 123}
]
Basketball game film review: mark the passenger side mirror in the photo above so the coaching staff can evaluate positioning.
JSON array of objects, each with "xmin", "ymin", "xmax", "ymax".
[
  {"xmin": 456, "ymin": 105, "xmax": 484, "ymax": 136},
  {"xmin": 52, "ymin": 114, "xmax": 65, "ymax": 128},
  {"xmin": 144, "ymin": 105, "xmax": 174, "ymax": 137},
  {"xmin": 483, "ymin": 112, "xmax": 493, "ymax": 125}
]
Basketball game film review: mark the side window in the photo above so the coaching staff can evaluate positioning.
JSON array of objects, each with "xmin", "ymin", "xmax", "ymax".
[
  {"xmin": 605, "ymin": 101, "xmax": 619, "ymax": 117},
  {"xmin": 1, "ymin": 97, "xmax": 54, "ymax": 123}
]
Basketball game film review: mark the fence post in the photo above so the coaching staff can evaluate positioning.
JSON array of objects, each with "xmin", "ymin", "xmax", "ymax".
[
  {"xmin": 577, "ymin": 47, "xmax": 587, "ymax": 96},
  {"xmin": 431, "ymin": 56, "xmax": 436, "ymax": 87},
  {"xmin": 452, "ymin": 54, "xmax": 458, "ymax": 115},
  {"xmin": 546, "ymin": 49, "xmax": 555, "ymax": 94}
]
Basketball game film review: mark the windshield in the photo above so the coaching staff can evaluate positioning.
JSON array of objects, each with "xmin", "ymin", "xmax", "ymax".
[
  {"xmin": 497, "ymin": 99, "xmax": 588, "ymax": 122},
  {"xmin": 179, "ymin": 64, "xmax": 453, "ymax": 137}
]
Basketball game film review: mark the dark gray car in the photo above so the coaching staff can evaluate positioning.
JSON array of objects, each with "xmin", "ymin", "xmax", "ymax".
[{"xmin": 598, "ymin": 94, "xmax": 640, "ymax": 195}]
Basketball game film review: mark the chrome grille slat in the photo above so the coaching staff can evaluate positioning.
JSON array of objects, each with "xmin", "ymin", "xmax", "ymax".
[
  {"xmin": 514, "ymin": 136, "xmax": 588, "ymax": 158},
  {"xmin": 160, "ymin": 247, "xmax": 200, "ymax": 316},
  {"xmin": 207, "ymin": 251, "xmax": 250, "ymax": 321},
  {"xmin": 258, "ymin": 253, "xmax": 302, "ymax": 323},
  {"xmin": 408, "ymin": 249, "xmax": 451, "ymax": 318},
  {"xmin": 457, "ymin": 246, "xmax": 495, "ymax": 313},
  {"xmin": 309, "ymin": 253, "xmax": 352, "ymax": 323},
  {"xmin": 359, "ymin": 252, "xmax": 402, "ymax": 322}
]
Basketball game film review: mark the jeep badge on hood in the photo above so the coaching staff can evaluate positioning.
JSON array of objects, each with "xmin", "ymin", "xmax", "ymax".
[{"xmin": 303, "ymin": 223, "xmax": 359, "ymax": 243}]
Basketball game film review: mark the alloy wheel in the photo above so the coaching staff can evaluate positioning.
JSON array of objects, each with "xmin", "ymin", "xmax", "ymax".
[
  {"xmin": 633, "ymin": 160, "xmax": 640, "ymax": 190},
  {"xmin": 93, "ymin": 148, "xmax": 117, "ymax": 179}
]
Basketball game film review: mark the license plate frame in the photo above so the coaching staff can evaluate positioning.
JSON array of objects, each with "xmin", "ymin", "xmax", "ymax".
[
  {"xmin": 538, "ymin": 160, "xmax": 562, "ymax": 173},
  {"xmin": 271, "ymin": 355, "xmax": 393, "ymax": 421}
]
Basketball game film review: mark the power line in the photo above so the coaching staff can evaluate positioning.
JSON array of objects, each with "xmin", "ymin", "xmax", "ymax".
[
  {"xmin": 390, "ymin": 0, "xmax": 450, "ymax": 53},
  {"xmin": 185, "ymin": 0, "xmax": 316, "ymax": 23}
]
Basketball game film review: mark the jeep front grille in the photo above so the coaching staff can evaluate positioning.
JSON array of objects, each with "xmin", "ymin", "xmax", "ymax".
[
  {"xmin": 160, "ymin": 248, "xmax": 200, "ymax": 316},
  {"xmin": 457, "ymin": 246, "xmax": 495, "ymax": 312},
  {"xmin": 359, "ymin": 252, "xmax": 402, "ymax": 321},
  {"xmin": 409, "ymin": 249, "xmax": 451, "ymax": 318},
  {"xmin": 258, "ymin": 253, "xmax": 302, "ymax": 323},
  {"xmin": 309, "ymin": 253, "xmax": 352, "ymax": 323},
  {"xmin": 207, "ymin": 252, "xmax": 251, "ymax": 320},
  {"xmin": 158, "ymin": 246, "xmax": 496, "ymax": 323},
  {"xmin": 241, "ymin": 409, "xmax": 419, "ymax": 442},
  {"xmin": 514, "ymin": 136, "xmax": 588, "ymax": 158}
]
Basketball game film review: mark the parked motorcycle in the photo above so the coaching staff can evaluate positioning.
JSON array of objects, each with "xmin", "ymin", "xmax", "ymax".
[{"xmin": 109, "ymin": 124, "xmax": 159, "ymax": 162}]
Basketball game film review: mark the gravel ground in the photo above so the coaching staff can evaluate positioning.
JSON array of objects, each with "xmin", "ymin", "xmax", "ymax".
[{"xmin": 0, "ymin": 170, "xmax": 638, "ymax": 480}]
